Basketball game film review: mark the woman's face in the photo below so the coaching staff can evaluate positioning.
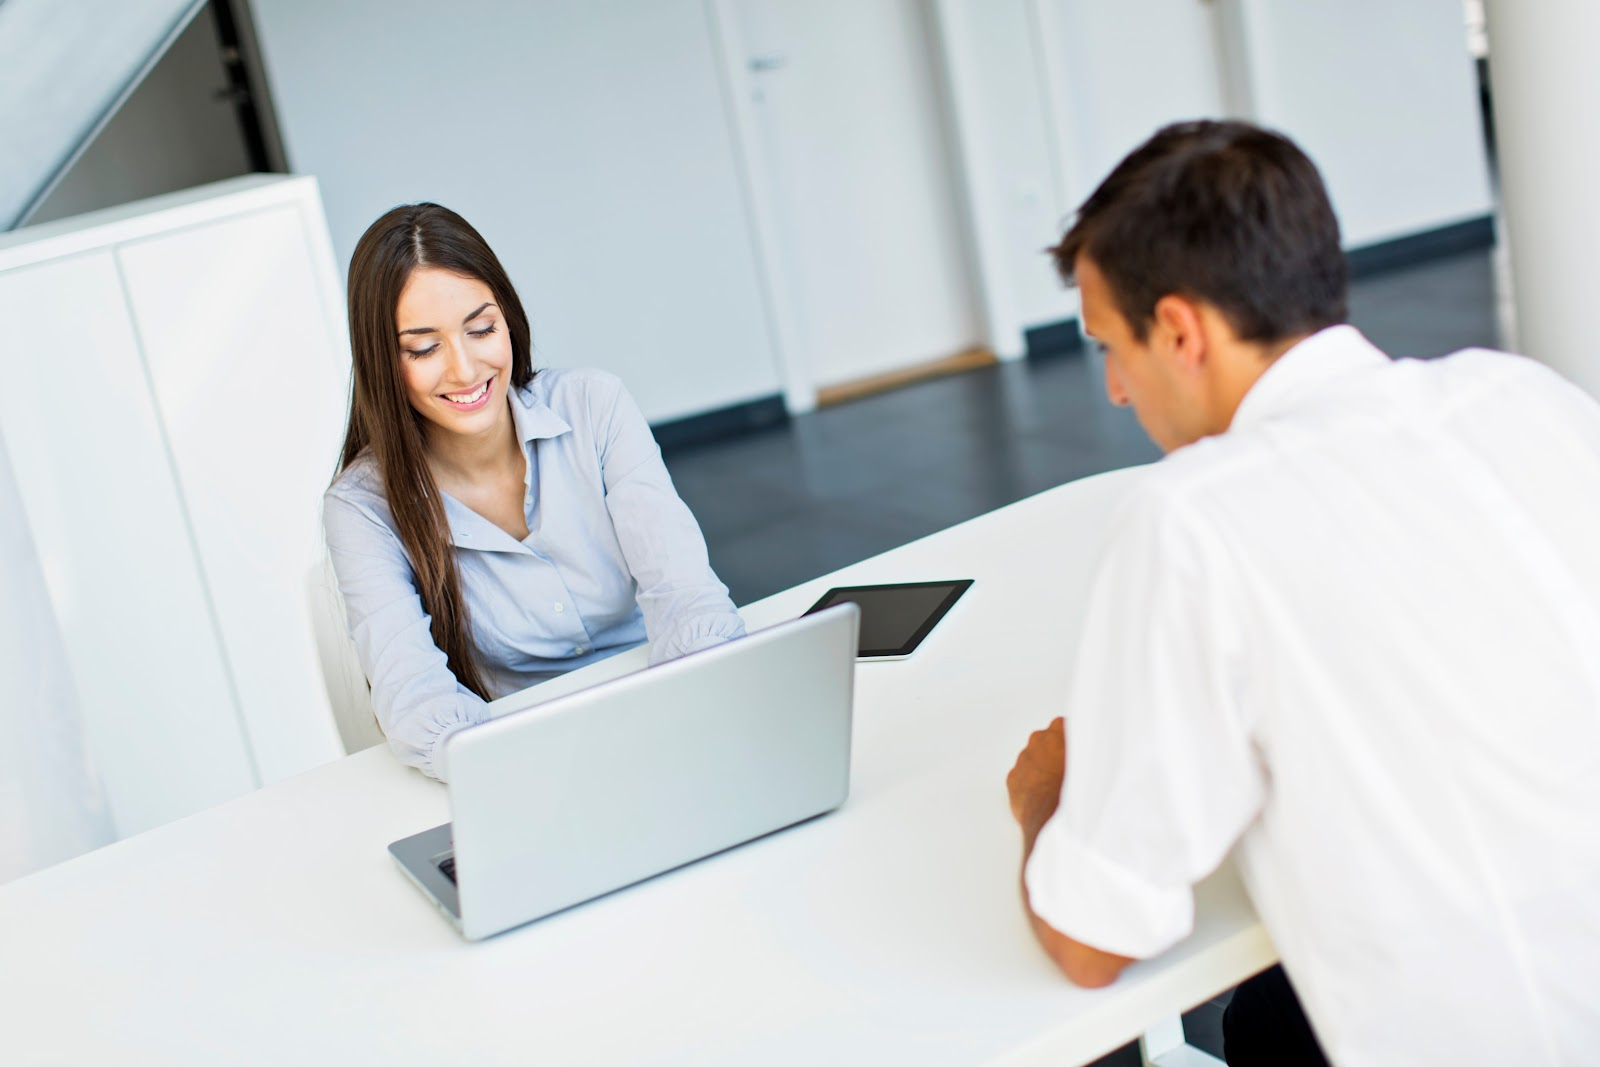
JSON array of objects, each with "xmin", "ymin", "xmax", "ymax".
[{"xmin": 394, "ymin": 267, "xmax": 513, "ymax": 442}]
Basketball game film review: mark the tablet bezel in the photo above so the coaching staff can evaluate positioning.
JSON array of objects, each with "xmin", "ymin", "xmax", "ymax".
[{"xmin": 801, "ymin": 579, "xmax": 973, "ymax": 659}]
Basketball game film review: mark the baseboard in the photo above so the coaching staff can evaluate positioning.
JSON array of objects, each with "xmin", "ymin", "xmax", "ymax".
[
  {"xmin": 1345, "ymin": 215, "xmax": 1495, "ymax": 278},
  {"xmin": 816, "ymin": 346, "xmax": 996, "ymax": 406},
  {"xmin": 1024, "ymin": 319, "xmax": 1086, "ymax": 359},
  {"xmin": 652, "ymin": 394, "xmax": 788, "ymax": 453}
]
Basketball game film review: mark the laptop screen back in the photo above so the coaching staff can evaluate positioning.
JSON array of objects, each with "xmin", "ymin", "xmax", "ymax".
[{"xmin": 444, "ymin": 604, "xmax": 858, "ymax": 940}]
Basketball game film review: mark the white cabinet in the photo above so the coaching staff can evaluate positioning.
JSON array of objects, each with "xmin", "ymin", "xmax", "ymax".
[{"xmin": 0, "ymin": 175, "xmax": 347, "ymax": 840}]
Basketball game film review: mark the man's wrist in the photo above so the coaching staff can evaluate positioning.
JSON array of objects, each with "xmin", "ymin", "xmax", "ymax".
[{"xmin": 1018, "ymin": 794, "xmax": 1060, "ymax": 854}]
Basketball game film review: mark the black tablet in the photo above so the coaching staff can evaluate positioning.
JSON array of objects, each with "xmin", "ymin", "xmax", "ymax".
[{"xmin": 802, "ymin": 580, "xmax": 973, "ymax": 660}]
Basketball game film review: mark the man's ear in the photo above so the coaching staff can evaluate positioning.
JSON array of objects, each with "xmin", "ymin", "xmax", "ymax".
[{"xmin": 1151, "ymin": 294, "xmax": 1206, "ymax": 371}]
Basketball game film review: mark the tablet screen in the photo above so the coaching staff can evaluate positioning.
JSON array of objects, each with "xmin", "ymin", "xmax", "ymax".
[{"xmin": 803, "ymin": 580, "xmax": 973, "ymax": 658}]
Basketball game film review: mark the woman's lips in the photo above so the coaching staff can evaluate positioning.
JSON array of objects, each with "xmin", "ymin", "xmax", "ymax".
[{"xmin": 440, "ymin": 378, "xmax": 493, "ymax": 411}]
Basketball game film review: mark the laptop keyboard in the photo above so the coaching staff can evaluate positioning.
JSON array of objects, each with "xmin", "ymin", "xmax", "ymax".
[{"xmin": 437, "ymin": 856, "xmax": 457, "ymax": 884}]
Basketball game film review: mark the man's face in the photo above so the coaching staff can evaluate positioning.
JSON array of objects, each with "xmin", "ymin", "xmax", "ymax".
[{"xmin": 1076, "ymin": 254, "xmax": 1205, "ymax": 454}]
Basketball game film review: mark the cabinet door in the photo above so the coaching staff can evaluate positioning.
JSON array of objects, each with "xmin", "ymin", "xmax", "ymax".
[
  {"xmin": 0, "ymin": 252, "xmax": 257, "ymax": 836},
  {"xmin": 117, "ymin": 203, "xmax": 346, "ymax": 784}
]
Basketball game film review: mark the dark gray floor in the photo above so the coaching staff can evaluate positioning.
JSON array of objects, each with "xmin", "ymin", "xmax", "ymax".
[{"xmin": 662, "ymin": 249, "xmax": 1498, "ymax": 1065}]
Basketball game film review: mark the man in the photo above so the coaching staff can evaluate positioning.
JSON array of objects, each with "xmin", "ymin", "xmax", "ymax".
[{"xmin": 1007, "ymin": 119, "xmax": 1600, "ymax": 1065}]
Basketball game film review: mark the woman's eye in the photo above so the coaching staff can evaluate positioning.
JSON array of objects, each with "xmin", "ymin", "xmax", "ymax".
[
  {"xmin": 468, "ymin": 323, "xmax": 499, "ymax": 339},
  {"xmin": 404, "ymin": 343, "xmax": 439, "ymax": 359}
]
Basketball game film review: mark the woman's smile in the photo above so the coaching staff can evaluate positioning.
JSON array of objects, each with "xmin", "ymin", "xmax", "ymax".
[{"xmin": 439, "ymin": 377, "xmax": 495, "ymax": 411}]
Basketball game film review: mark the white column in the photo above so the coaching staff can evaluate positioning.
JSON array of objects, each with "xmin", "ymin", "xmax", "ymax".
[{"xmin": 1484, "ymin": 0, "xmax": 1600, "ymax": 396}]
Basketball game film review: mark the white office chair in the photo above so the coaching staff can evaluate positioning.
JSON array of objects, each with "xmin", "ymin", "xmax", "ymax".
[{"xmin": 305, "ymin": 556, "xmax": 385, "ymax": 754}]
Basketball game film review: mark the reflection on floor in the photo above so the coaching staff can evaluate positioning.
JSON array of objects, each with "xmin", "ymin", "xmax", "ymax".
[{"xmin": 661, "ymin": 248, "xmax": 1498, "ymax": 1064}]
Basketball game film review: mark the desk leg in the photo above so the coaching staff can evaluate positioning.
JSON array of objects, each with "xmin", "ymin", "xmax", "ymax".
[{"xmin": 1139, "ymin": 1015, "xmax": 1226, "ymax": 1067}]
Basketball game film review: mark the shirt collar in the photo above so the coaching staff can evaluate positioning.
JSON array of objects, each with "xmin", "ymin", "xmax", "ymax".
[
  {"xmin": 442, "ymin": 379, "xmax": 570, "ymax": 553},
  {"xmin": 509, "ymin": 378, "xmax": 572, "ymax": 444},
  {"xmin": 1229, "ymin": 325, "xmax": 1391, "ymax": 432}
]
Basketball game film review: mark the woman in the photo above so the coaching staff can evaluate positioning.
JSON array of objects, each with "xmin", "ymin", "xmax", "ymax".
[{"xmin": 324, "ymin": 203, "xmax": 745, "ymax": 780}]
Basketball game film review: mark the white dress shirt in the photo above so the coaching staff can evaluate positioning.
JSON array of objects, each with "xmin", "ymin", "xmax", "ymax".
[
  {"xmin": 1025, "ymin": 327, "xmax": 1600, "ymax": 1064},
  {"xmin": 324, "ymin": 368, "xmax": 745, "ymax": 780}
]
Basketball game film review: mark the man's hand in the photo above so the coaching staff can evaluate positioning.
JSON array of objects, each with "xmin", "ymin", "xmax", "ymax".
[
  {"xmin": 1007, "ymin": 717, "xmax": 1066, "ymax": 840},
  {"xmin": 1007, "ymin": 717, "xmax": 1136, "ymax": 988}
]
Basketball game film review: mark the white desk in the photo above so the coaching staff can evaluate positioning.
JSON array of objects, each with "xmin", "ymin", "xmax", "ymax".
[{"xmin": 0, "ymin": 466, "xmax": 1275, "ymax": 1066}]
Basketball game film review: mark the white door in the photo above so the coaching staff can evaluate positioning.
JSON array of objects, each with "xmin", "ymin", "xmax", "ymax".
[
  {"xmin": 724, "ymin": 0, "xmax": 981, "ymax": 390},
  {"xmin": 1038, "ymin": 0, "xmax": 1234, "ymax": 200}
]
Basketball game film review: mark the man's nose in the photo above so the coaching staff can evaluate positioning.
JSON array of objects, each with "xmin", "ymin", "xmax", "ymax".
[{"xmin": 1103, "ymin": 361, "xmax": 1130, "ymax": 407}]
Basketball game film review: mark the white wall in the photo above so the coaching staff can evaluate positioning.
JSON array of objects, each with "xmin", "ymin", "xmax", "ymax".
[
  {"xmin": 1236, "ymin": 0, "xmax": 1493, "ymax": 247},
  {"xmin": 939, "ymin": 0, "xmax": 1493, "ymax": 354},
  {"xmin": 247, "ymin": 0, "xmax": 783, "ymax": 424},
  {"xmin": 27, "ymin": 9, "xmax": 255, "ymax": 227},
  {"xmin": 939, "ymin": 0, "xmax": 1233, "ymax": 355},
  {"xmin": 245, "ymin": 1, "xmax": 1489, "ymax": 386},
  {"xmin": 1043, "ymin": 0, "xmax": 1231, "ymax": 198},
  {"xmin": 0, "ymin": 0, "xmax": 201, "ymax": 228}
]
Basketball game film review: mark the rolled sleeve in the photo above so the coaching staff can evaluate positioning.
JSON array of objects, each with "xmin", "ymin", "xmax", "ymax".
[
  {"xmin": 1026, "ymin": 822, "xmax": 1196, "ymax": 959},
  {"xmin": 323, "ymin": 489, "xmax": 490, "ymax": 781},
  {"xmin": 1026, "ymin": 480, "xmax": 1265, "ymax": 959},
  {"xmin": 590, "ymin": 377, "xmax": 747, "ymax": 663}
]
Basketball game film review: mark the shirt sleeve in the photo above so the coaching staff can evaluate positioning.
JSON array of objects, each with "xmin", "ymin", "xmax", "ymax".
[
  {"xmin": 589, "ymin": 377, "xmax": 747, "ymax": 663},
  {"xmin": 323, "ymin": 490, "xmax": 490, "ymax": 781},
  {"xmin": 1025, "ymin": 480, "xmax": 1265, "ymax": 960}
]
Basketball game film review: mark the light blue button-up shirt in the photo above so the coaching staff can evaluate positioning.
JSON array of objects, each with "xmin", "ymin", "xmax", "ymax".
[{"xmin": 324, "ymin": 368, "xmax": 745, "ymax": 780}]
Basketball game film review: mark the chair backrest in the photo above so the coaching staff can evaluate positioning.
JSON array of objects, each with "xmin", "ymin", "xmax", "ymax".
[{"xmin": 305, "ymin": 557, "xmax": 384, "ymax": 754}]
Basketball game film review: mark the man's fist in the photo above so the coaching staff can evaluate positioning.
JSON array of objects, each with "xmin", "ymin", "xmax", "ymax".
[{"xmin": 1007, "ymin": 717, "xmax": 1066, "ymax": 833}]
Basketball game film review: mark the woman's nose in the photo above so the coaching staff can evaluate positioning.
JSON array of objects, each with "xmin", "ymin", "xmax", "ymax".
[{"xmin": 443, "ymin": 338, "xmax": 473, "ymax": 383}]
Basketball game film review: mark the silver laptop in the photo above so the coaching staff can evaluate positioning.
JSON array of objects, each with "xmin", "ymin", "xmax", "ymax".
[{"xmin": 389, "ymin": 604, "xmax": 859, "ymax": 940}]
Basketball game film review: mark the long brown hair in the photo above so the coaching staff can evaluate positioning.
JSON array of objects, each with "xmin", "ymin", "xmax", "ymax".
[{"xmin": 336, "ymin": 203, "xmax": 534, "ymax": 699}]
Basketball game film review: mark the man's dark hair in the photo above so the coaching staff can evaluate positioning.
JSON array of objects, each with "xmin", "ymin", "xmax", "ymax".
[{"xmin": 1051, "ymin": 120, "xmax": 1347, "ymax": 343}]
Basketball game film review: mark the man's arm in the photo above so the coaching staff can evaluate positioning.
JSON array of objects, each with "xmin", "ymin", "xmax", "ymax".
[{"xmin": 1007, "ymin": 718, "xmax": 1135, "ymax": 988}]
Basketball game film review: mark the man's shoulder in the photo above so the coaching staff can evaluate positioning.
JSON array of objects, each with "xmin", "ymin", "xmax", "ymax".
[
  {"xmin": 1102, "ymin": 454, "xmax": 1226, "ymax": 542},
  {"xmin": 1138, "ymin": 433, "xmax": 1256, "ymax": 503},
  {"xmin": 1426, "ymin": 345, "xmax": 1582, "ymax": 395}
]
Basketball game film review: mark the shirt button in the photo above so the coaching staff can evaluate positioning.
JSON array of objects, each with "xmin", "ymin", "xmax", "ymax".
[
  {"xmin": 573, "ymin": 646, "xmax": 588, "ymax": 656},
  {"xmin": 553, "ymin": 602, "xmax": 565, "ymax": 614}
]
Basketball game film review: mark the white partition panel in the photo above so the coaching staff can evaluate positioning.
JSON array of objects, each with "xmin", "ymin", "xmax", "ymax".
[
  {"xmin": 0, "ymin": 175, "xmax": 349, "ymax": 856},
  {"xmin": 0, "ymin": 252, "xmax": 257, "ymax": 836},
  {"xmin": 117, "ymin": 203, "xmax": 347, "ymax": 784}
]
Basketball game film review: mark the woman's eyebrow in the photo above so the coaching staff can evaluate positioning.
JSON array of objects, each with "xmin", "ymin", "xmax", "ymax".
[{"xmin": 397, "ymin": 302, "xmax": 496, "ymax": 337}]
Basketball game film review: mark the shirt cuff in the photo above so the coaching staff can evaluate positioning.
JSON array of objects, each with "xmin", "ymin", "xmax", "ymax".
[
  {"xmin": 648, "ymin": 612, "xmax": 748, "ymax": 665},
  {"xmin": 1025, "ymin": 812, "xmax": 1196, "ymax": 960},
  {"xmin": 409, "ymin": 706, "xmax": 490, "ymax": 783}
]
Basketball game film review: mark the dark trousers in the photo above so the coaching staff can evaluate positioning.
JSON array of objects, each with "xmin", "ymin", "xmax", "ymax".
[{"xmin": 1222, "ymin": 965, "xmax": 1332, "ymax": 1066}]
